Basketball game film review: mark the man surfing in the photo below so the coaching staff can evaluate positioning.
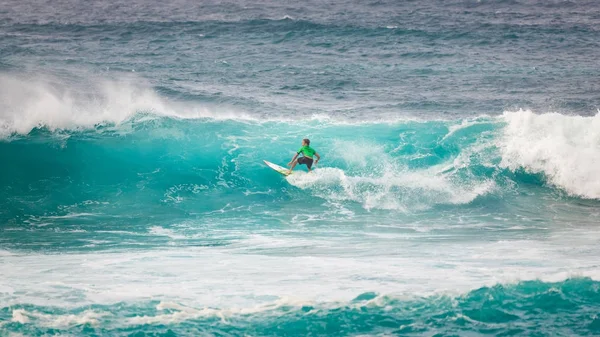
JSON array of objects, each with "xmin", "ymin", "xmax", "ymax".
[{"xmin": 287, "ymin": 138, "xmax": 320, "ymax": 174}]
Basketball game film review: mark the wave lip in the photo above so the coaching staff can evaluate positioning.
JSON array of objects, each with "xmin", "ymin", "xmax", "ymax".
[{"xmin": 0, "ymin": 73, "xmax": 257, "ymax": 138}]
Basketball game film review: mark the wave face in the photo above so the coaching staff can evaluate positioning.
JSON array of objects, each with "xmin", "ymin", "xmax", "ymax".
[
  {"xmin": 2, "ymin": 0, "xmax": 600, "ymax": 336},
  {"xmin": 2, "ymin": 105, "xmax": 600, "ymax": 224},
  {"xmin": 0, "ymin": 110, "xmax": 593, "ymax": 231}
]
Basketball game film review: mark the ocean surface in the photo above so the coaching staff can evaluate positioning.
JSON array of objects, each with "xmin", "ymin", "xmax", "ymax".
[{"xmin": 1, "ymin": 0, "xmax": 600, "ymax": 336}]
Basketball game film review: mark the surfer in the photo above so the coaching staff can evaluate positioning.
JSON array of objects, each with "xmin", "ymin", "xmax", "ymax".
[{"xmin": 287, "ymin": 138, "xmax": 320, "ymax": 174}]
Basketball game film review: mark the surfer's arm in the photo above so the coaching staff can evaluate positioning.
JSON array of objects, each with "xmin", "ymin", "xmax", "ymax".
[
  {"xmin": 287, "ymin": 153, "xmax": 299, "ymax": 166},
  {"xmin": 314, "ymin": 152, "xmax": 320, "ymax": 164}
]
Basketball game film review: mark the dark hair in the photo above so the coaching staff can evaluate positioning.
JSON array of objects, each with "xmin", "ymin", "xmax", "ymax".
[{"xmin": 303, "ymin": 138, "xmax": 310, "ymax": 146}]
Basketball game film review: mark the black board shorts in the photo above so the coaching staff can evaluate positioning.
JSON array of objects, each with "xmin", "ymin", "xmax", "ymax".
[{"xmin": 298, "ymin": 156, "xmax": 314, "ymax": 169}]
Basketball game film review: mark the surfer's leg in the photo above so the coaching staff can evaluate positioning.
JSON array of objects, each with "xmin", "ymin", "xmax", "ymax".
[
  {"xmin": 306, "ymin": 158, "xmax": 313, "ymax": 172},
  {"xmin": 287, "ymin": 159, "xmax": 298, "ymax": 174}
]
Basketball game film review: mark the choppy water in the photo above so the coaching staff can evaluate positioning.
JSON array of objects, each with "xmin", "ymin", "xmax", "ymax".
[{"xmin": 1, "ymin": 0, "xmax": 600, "ymax": 336}]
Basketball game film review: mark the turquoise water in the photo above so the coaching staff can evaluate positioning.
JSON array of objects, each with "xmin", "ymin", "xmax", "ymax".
[{"xmin": 1, "ymin": 0, "xmax": 600, "ymax": 336}]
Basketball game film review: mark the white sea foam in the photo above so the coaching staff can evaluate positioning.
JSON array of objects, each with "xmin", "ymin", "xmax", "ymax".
[
  {"xmin": 286, "ymin": 166, "xmax": 494, "ymax": 211},
  {"xmin": 10, "ymin": 309, "xmax": 108, "ymax": 328},
  {"xmin": 500, "ymin": 109, "xmax": 600, "ymax": 199},
  {"xmin": 1, "ymin": 229, "xmax": 600, "ymax": 316},
  {"xmin": 11, "ymin": 309, "xmax": 29, "ymax": 324},
  {"xmin": 127, "ymin": 297, "xmax": 316, "ymax": 325},
  {"xmin": 148, "ymin": 226, "xmax": 187, "ymax": 240}
]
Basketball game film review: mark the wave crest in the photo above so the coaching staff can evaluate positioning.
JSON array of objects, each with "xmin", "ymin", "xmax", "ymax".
[
  {"xmin": 0, "ymin": 73, "xmax": 251, "ymax": 137},
  {"xmin": 500, "ymin": 109, "xmax": 600, "ymax": 199}
]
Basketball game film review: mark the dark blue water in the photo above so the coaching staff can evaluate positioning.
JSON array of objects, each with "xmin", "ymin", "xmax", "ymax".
[{"xmin": 1, "ymin": 0, "xmax": 600, "ymax": 336}]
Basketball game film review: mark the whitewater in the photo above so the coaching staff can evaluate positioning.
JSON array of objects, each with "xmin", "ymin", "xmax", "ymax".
[{"xmin": 2, "ymin": 0, "xmax": 600, "ymax": 336}]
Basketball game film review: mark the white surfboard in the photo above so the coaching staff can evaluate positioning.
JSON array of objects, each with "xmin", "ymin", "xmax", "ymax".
[{"xmin": 263, "ymin": 160, "xmax": 291, "ymax": 176}]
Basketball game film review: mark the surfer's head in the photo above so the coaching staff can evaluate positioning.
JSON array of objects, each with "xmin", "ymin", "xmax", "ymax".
[{"xmin": 303, "ymin": 138, "xmax": 310, "ymax": 146}]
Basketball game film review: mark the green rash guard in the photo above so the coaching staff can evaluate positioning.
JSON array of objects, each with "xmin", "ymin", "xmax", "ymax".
[{"xmin": 297, "ymin": 145, "xmax": 316, "ymax": 159}]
